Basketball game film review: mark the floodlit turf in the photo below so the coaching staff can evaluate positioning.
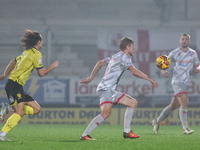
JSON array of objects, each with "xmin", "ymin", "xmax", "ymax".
[{"xmin": 0, "ymin": 124, "xmax": 199, "ymax": 150}]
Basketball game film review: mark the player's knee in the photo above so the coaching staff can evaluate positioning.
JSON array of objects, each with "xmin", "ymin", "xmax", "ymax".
[
  {"xmin": 104, "ymin": 113, "xmax": 110, "ymax": 119},
  {"xmin": 101, "ymin": 111, "xmax": 111, "ymax": 119},
  {"xmin": 130, "ymin": 100, "xmax": 137, "ymax": 108},
  {"xmin": 106, "ymin": 112, "xmax": 111, "ymax": 118},
  {"xmin": 17, "ymin": 110, "xmax": 25, "ymax": 118},
  {"xmin": 20, "ymin": 112, "xmax": 25, "ymax": 118},
  {"xmin": 170, "ymin": 104, "xmax": 177, "ymax": 111},
  {"xmin": 34, "ymin": 106, "xmax": 41, "ymax": 114},
  {"xmin": 135, "ymin": 101, "xmax": 138, "ymax": 107}
]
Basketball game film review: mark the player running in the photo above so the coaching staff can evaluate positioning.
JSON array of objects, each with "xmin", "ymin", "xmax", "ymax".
[
  {"xmin": 80, "ymin": 37, "xmax": 158, "ymax": 140},
  {"xmin": 0, "ymin": 29, "xmax": 59, "ymax": 141},
  {"xmin": 152, "ymin": 33, "xmax": 200, "ymax": 135}
]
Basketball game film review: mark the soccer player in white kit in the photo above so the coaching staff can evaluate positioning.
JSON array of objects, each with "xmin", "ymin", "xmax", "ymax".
[
  {"xmin": 152, "ymin": 33, "xmax": 200, "ymax": 135},
  {"xmin": 80, "ymin": 37, "xmax": 158, "ymax": 140}
]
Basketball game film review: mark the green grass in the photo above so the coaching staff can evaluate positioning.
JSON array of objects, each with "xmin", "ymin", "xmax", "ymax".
[{"xmin": 0, "ymin": 124, "xmax": 200, "ymax": 150}]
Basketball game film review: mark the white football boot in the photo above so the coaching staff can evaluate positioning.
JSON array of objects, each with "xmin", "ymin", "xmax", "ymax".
[
  {"xmin": 0, "ymin": 102, "xmax": 9, "ymax": 121},
  {"xmin": 152, "ymin": 119, "xmax": 159, "ymax": 134},
  {"xmin": 183, "ymin": 128, "xmax": 194, "ymax": 135},
  {"xmin": 0, "ymin": 135, "xmax": 10, "ymax": 141}
]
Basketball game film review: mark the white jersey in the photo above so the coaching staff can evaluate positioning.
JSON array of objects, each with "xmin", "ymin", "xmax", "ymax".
[
  {"xmin": 97, "ymin": 51, "xmax": 133, "ymax": 92},
  {"xmin": 168, "ymin": 47, "xmax": 199, "ymax": 85}
]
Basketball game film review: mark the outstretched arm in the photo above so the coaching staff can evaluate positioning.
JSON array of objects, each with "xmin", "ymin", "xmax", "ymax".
[
  {"xmin": 128, "ymin": 66, "xmax": 158, "ymax": 88},
  {"xmin": 194, "ymin": 64, "xmax": 200, "ymax": 73},
  {"xmin": 81, "ymin": 59, "xmax": 107, "ymax": 84},
  {"xmin": 0, "ymin": 59, "xmax": 16, "ymax": 81},
  {"xmin": 37, "ymin": 60, "xmax": 59, "ymax": 77}
]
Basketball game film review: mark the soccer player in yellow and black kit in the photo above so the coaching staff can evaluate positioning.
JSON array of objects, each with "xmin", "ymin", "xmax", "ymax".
[{"xmin": 0, "ymin": 29, "xmax": 59, "ymax": 141}]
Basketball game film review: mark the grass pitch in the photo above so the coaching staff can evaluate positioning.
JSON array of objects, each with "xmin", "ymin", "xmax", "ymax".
[{"xmin": 0, "ymin": 124, "xmax": 199, "ymax": 150}]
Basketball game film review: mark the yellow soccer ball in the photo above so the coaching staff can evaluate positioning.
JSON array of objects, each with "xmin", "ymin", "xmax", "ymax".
[{"xmin": 156, "ymin": 55, "xmax": 171, "ymax": 70}]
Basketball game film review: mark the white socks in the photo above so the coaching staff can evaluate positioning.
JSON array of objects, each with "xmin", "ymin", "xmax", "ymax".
[
  {"xmin": 82, "ymin": 107, "xmax": 136, "ymax": 136},
  {"xmin": 124, "ymin": 107, "xmax": 135, "ymax": 133},
  {"xmin": 0, "ymin": 131, "xmax": 6, "ymax": 137},
  {"xmin": 157, "ymin": 105, "xmax": 188, "ymax": 130},
  {"xmin": 179, "ymin": 106, "xmax": 188, "ymax": 130},
  {"xmin": 157, "ymin": 105, "xmax": 172, "ymax": 124},
  {"xmin": 82, "ymin": 114, "xmax": 105, "ymax": 136}
]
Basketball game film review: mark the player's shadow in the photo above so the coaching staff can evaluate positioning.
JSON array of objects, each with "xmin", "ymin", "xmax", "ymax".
[
  {"xmin": 44, "ymin": 139, "xmax": 82, "ymax": 142},
  {"xmin": 60, "ymin": 140, "xmax": 82, "ymax": 142}
]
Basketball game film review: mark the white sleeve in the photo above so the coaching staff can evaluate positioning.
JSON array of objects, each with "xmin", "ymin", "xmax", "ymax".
[
  {"xmin": 194, "ymin": 51, "xmax": 200, "ymax": 65},
  {"xmin": 121, "ymin": 56, "xmax": 133, "ymax": 68},
  {"xmin": 105, "ymin": 57, "xmax": 111, "ymax": 65}
]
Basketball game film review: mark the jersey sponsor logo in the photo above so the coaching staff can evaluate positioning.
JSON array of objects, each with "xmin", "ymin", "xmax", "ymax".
[
  {"xmin": 179, "ymin": 60, "xmax": 192, "ymax": 63},
  {"xmin": 9, "ymin": 95, "xmax": 14, "ymax": 103},
  {"xmin": 17, "ymin": 93, "xmax": 22, "ymax": 99},
  {"xmin": 179, "ymin": 64, "xmax": 189, "ymax": 67},
  {"xmin": 179, "ymin": 60, "xmax": 192, "ymax": 67}
]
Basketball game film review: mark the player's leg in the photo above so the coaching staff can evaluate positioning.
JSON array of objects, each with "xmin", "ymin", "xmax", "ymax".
[
  {"xmin": 119, "ymin": 94, "xmax": 139, "ymax": 139},
  {"xmin": 0, "ymin": 80, "xmax": 24, "ymax": 141},
  {"xmin": 177, "ymin": 94, "xmax": 193, "ymax": 134},
  {"xmin": 0, "ymin": 102, "xmax": 24, "ymax": 141},
  {"xmin": 152, "ymin": 96, "xmax": 179, "ymax": 134},
  {"xmin": 80, "ymin": 104, "xmax": 110, "ymax": 140},
  {"xmin": 152, "ymin": 82, "xmax": 182, "ymax": 135},
  {"xmin": 0, "ymin": 80, "xmax": 14, "ymax": 121},
  {"xmin": 80, "ymin": 90, "xmax": 113, "ymax": 140},
  {"xmin": 25, "ymin": 101, "xmax": 41, "ymax": 115},
  {"xmin": 23, "ymin": 93, "xmax": 41, "ymax": 115},
  {"xmin": 157, "ymin": 96, "xmax": 179, "ymax": 124}
]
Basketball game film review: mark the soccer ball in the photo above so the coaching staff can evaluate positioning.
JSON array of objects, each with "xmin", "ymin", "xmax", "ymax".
[{"xmin": 156, "ymin": 55, "xmax": 171, "ymax": 70}]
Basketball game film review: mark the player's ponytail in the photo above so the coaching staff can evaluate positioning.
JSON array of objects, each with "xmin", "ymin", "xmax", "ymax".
[{"xmin": 21, "ymin": 29, "xmax": 42, "ymax": 50}]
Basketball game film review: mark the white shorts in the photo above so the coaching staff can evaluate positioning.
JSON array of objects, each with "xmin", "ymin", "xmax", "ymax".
[
  {"xmin": 172, "ymin": 82, "xmax": 188, "ymax": 97},
  {"xmin": 96, "ymin": 90, "xmax": 125, "ymax": 107}
]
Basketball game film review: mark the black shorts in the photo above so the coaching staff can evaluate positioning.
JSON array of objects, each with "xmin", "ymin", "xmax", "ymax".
[{"xmin": 5, "ymin": 79, "xmax": 34, "ymax": 106}]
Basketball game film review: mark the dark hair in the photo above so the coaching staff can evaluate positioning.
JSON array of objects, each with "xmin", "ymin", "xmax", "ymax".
[
  {"xmin": 21, "ymin": 29, "xmax": 42, "ymax": 49},
  {"xmin": 119, "ymin": 37, "xmax": 134, "ymax": 51}
]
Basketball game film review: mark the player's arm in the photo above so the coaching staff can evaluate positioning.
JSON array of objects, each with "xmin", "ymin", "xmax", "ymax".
[
  {"xmin": 81, "ymin": 59, "xmax": 107, "ymax": 84},
  {"xmin": 161, "ymin": 52, "xmax": 173, "ymax": 78},
  {"xmin": 161, "ymin": 70, "xmax": 169, "ymax": 78},
  {"xmin": 128, "ymin": 66, "xmax": 158, "ymax": 88},
  {"xmin": 194, "ymin": 64, "xmax": 200, "ymax": 73},
  {"xmin": 0, "ymin": 59, "xmax": 16, "ymax": 81},
  {"xmin": 37, "ymin": 60, "xmax": 59, "ymax": 77}
]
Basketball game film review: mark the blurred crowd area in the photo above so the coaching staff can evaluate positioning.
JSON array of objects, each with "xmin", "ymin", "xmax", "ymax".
[
  {"xmin": 0, "ymin": 0, "xmax": 200, "ymax": 107},
  {"xmin": 0, "ymin": 0, "xmax": 200, "ymax": 78}
]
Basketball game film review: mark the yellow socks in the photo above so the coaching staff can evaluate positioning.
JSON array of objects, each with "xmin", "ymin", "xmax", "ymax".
[
  {"xmin": 2, "ymin": 113, "xmax": 21, "ymax": 133},
  {"xmin": 1, "ymin": 105, "xmax": 34, "ymax": 134},
  {"xmin": 24, "ymin": 105, "xmax": 34, "ymax": 115}
]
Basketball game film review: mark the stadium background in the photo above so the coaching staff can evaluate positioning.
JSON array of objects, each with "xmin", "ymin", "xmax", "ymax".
[{"xmin": 0, "ymin": 0, "xmax": 200, "ymax": 126}]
